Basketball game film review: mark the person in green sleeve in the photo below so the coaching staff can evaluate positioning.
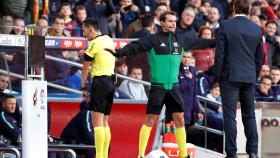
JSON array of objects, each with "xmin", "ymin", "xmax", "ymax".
[{"xmin": 106, "ymin": 11, "xmax": 215, "ymax": 158}]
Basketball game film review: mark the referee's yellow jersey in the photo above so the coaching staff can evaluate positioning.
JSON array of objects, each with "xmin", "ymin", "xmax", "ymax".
[{"xmin": 85, "ymin": 35, "xmax": 116, "ymax": 78}]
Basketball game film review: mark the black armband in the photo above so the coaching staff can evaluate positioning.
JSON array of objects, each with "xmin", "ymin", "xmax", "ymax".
[{"xmin": 84, "ymin": 53, "xmax": 94, "ymax": 61}]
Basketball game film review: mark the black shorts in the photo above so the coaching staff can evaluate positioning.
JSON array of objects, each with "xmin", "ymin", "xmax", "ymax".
[
  {"xmin": 146, "ymin": 84, "xmax": 184, "ymax": 115},
  {"xmin": 89, "ymin": 75, "xmax": 115, "ymax": 115}
]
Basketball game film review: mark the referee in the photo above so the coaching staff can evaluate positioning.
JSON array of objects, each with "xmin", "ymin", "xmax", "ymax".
[
  {"xmin": 106, "ymin": 11, "xmax": 215, "ymax": 158},
  {"xmin": 80, "ymin": 18, "xmax": 115, "ymax": 158}
]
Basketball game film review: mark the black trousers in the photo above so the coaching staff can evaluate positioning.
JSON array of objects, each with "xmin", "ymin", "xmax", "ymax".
[{"xmin": 220, "ymin": 81, "xmax": 258, "ymax": 156}]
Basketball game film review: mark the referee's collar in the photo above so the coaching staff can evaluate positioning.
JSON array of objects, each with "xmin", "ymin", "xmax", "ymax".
[{"xmin": 95, "ymin": 34, "xmax": 105, "ymax": 39}]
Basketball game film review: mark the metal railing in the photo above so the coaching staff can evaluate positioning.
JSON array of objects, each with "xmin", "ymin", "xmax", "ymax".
[
  {"xmin": 0, "ymin": 142, "xmax": 96, "ymax": 158},
  {"xmin": 0, "ymin": 69, "xmax": 81, "ymax": 94},
  {"xmin": 197, "ymin": 95, "xmax": 224, "ymax": 152},
  {"xmin": 0, "ymin": 147, "xmax": 20, "ymax": 158},
  {"xmin": 48, "ymin": 148, "xmax": 76, "ymax": 158}
]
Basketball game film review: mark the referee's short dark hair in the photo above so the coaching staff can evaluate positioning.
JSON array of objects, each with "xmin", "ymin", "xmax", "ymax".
[
  {"xmin": 83, "ymin": 18, "xmax": 100, "ymax": 31},
  {"xmin": 160, "ymin": 11, "xmax": 176, "ymax": 22}
]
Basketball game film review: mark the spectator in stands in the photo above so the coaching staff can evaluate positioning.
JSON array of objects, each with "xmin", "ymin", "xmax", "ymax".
[
  {"xmin": 82, "ymin": 0, "xmax": 116, "ymax": 35},
  {"xmin": 205, "ymin": 82, "xmax": 223, "ymax": 131},
  {"xmin": 205, "ymin": 7, "xmax": 220, "ymax": 29},
  {"xmin": 47, "ymin": 15, "xmax": 70, "ymax": 37},
  {"xmin": 36, "ymin": 15, "xmax": 49, "ymax": 36},
  {"xmin": 48, "ymin": 0, "xmax": 62, "ymax": 24},
  {"xmin": 270, "ymin": 66, "xmax": 280, "ymax": 100},
  {"xmin": 0, "ymin": 74, "xmax": 21, "ymax": 122},
  {"xmin": 59, "ymin": 2, "xmax": 79, "ymax": 37},
  {"xmin": 115, "ymin": 60, "xmax": 128, "ymax": 76},
  {"xmin": 249, "ymin": 15, "xmax": 261, "ymax": 26},
  {"xmin": 176, "ymin": 7, "xmax": 197, "ymax": 41},
  {"xmin": 250, "ymin": 1, "xmax": 262, "ymax": 17},
  {"xmin": 258, "ymin": 65, "xmax": 271, "ymax": 82},
  {"xmin": 133, "ymin": 0, "xmax": 156, "ymax": 15},
  {"xmin": 113, "ymin": 61, "xmax": 130, "ymax": 98},
  {"xmin": 255, "ymin": 76, "xmax": 275, "ymax": 102},
  {"xmin": 264, "ymin": 20, "xmax": 280, "ymax": 67},
  {"xmin": 0, "ymin": 0, "xmax": 27, "ymax": 23},
  {"xmin": 108, "ymin": 10, "xmax": 124, "ymax": 38},
  {"xmin": 206, "ymin": 82, "xmax": 221, "ymax": 102},
  {"xmin": 0, "ymin": 94, "xmax": 21, "ymax": 144},
  {"xmin": 11, "ymin": 18, "xmax": 25, "ymax": 35},
  {"xmin": 259, "ymin": 14, "xmax": 268, "ymax": 28},
  {"xmin": 192, "ymin": 26, "xmax": 215, "ymax": 71},
  {"xmin": 196, "ymin": 66, "xmax": 215, "ymax": 97},
  {"xmin": 123, "ymin": 9, "xmax": 151, "ymax": 38},
  {"xmin": 118, "ymin": 67, "xmax": 147, "ymax": 100},
  {"xmin": 204, "ymin": 82, "xmax": 224, "ymax": 151},
  {"xmin": 259, "ymin": 0, "xmax": 278, "ymax": 21},
  {"xmin": 184, "ymin": 0, "xmax": 206, "ymax": 31},
  {"xmin": 179, "ymin": 51, "xmax": 203, "ymax": 126},
  {"xmin": 1, "ymin": 18, "xmax": 26, "ymax": 91},
  {"xmin": 130, "ymin": 14, "xmax": 154, "ymax": 38},
  {"xmin": 0, "ymin": 17, "xmax": 24, "ymax": 73},
  {"xmin": 153, "ymin": 2, "xmax": 169, "ymax": 31},
  {"xmin": 118, "ymin": 0, "xmax": 140, "ymax": 31},
  {"xmin": 75, "ymin": 5, "xmax": 87, "ymax": 37},
  {"xmin": 270, "ymin": 66, "xmax": 280, "ymax": 85},
  {"xmin": 46, "ymin": 15, "xmax": 71, "ymax": 90},
  {"xmin": 157, "ymin": 0, "xmax": 171, "ymax": 11},
  {"xmin": 0, "ymin": 74, "xmax": 8, "ymax": 91},
  {"xmin": 0, "ymin": 74, "xmax": 10, "ymax": 102},
  {"xmin": 1, "ymin": 18, "xmax": 25, "ymax": 72},
  {"xmin": 190, "ymin": 55, "xmax": 196, "ymax": 67},
  {"xmin": 0, "ymin": 16, "xmax": 14, "ymax": 34},
  {"xmin": 198, "ymin": 25, "xmax": 214, "ymax": 39},
  {"xmin": 184, "ymin": 0, "xmax": 202, "ymax": 13},
  {"xmin": 198, "ymin": 0, "xmax": 212, "ymax": 17},
  {"xmin": 60, "ymin": 97, "xmax": 95, "ymax": 158}
]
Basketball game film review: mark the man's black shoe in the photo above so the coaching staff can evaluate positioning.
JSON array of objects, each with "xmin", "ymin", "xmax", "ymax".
[
  {"xmin": 249, "ymin": 153, "xmax": 259, "ymax": 158},
  {"xmin": 185, "ymin": 155, "xmax": 190, "ymax": 158}
]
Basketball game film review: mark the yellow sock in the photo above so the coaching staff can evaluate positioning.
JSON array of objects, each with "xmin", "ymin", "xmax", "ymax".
[
  {"xmin": 138, "ymin": 124, "xmax": 152, "ymax": 157},
  {"xmin": 104, "ymin": 127, "xmax": 111, "ymax": 158},
  {"xmin": 175, "ymin": 127, "xmax": 187, "ymax": 158},
  {"xmin": 94, "ymin": 127, "xmax": 105, "ymax": 158}
]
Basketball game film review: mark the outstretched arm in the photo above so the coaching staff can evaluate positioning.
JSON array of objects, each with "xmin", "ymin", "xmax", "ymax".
[
  {"xmin": 105, "ymin": 36, "xmax": 153, "ymax": 58},
  {"xmin": 184, "ymin": 38, "xmax": 216, "ymax": 50}
]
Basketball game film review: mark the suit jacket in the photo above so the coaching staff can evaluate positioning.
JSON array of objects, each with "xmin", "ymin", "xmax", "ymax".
[{"xmin": 214, "ymin": 16, "xmax": 264, "ymax": 83}]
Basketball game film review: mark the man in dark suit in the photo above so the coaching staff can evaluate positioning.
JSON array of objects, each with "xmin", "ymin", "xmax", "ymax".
[{"xmin": 214, "ymin": 0, "xmax": 264, "ymax": 158}]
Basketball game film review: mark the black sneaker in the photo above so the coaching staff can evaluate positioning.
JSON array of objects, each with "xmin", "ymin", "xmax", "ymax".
[{"xmin": 185, "ymin": 156, "xmax": 190, "ymax": 158}]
